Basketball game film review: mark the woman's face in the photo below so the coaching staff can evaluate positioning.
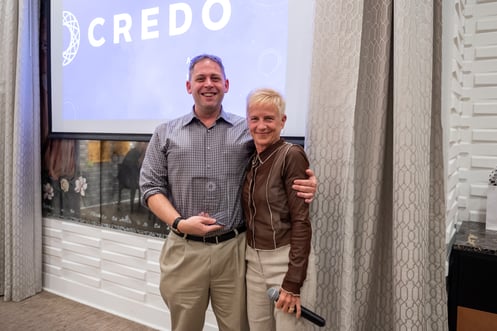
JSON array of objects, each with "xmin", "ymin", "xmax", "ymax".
[{"xmin": 247, "ymin": 104, "xmax": 286, "ymax": 153}]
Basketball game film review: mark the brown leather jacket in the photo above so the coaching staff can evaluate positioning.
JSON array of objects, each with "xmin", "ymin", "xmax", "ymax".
[{"xmin": 242, "ymin": 139, "xmax": 312, "ymax": 294}]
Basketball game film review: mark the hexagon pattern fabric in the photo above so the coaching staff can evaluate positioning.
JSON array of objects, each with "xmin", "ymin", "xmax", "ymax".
[
  {"xmin": 304, "ymin": 0, "xmax": 447, "ymax": 330},
  {"xmin": 1, "ymin": 0, "xmax": 43, "ymax": 301}
]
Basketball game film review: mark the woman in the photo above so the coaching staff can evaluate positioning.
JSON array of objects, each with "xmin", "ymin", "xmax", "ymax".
[{"xmin": 242, "ymin": 88, "xmax": 316, "ymax": 331}]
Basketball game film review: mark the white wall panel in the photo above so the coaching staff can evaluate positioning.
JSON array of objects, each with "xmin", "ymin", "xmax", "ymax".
[
  {"xmin": 61, "ymin": 268, "xmax": 101, "ymax": 288},
  {"xmin": 43, "ymin": 217, "xmax": 220, "ymax": 331},
  {"xmin": 102, "ymin": 249, "xmax": 141, "ymax": 264},
  {"xmin": 101, "ymin": 279, "xmax": 147, "ymax": 302},
  {"xmin": 446, "ymin": 0, "xmax": 497, "ymax": 237},
  {"xmin": 62, "ymin": 251, "xmax": 100, "ymax": 267}
]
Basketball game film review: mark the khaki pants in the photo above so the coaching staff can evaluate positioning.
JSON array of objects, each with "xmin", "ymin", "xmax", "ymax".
[
  {"xmin": 159, "ymin": 233, "xmax": 249, "ymax": 331},
  {"xmin": 245, "ymin": 244, "xmax": 317, "ymax": 331}
]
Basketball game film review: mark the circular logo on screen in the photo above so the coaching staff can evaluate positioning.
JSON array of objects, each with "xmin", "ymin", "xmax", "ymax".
[{"xmin": 62, "ymin": 11, "xmax": 80, "ymax": 66}]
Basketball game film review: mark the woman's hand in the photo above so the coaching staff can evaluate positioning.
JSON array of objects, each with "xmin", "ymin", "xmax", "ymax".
[{"xmin": 274, "ymin": 288, "xmax": 303, "ymax": 319}]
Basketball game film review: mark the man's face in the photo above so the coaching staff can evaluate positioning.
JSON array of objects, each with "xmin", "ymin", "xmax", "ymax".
[{"xmin": 186, "ymin": 59, "xmax": 229, "ymax": 115}]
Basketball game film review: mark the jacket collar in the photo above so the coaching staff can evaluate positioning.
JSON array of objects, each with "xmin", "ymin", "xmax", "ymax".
[{"xmin": 255, "ymin": 138, "xmax": 285, "ymax": 164}]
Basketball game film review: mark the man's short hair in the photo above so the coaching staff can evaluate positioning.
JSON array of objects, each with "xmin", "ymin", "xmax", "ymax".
[{"xmin": 188, "ymin": 54, "xmax": 226, "ymax": 80}]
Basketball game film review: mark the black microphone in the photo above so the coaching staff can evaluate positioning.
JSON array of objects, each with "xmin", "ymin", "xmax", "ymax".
[{"xmin": 267, "ymin": 287, "xmax": 326, "ymax": 327}]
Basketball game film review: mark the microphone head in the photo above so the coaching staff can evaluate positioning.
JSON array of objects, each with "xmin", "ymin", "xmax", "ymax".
[{"xmin": 267, "ymin": 287, "xmax": 279, "ymax": 301}]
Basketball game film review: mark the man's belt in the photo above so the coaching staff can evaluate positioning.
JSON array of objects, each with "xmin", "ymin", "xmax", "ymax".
[{"xmin": 172, "ymin": 224, "xmax": 246, "ymax": 244}]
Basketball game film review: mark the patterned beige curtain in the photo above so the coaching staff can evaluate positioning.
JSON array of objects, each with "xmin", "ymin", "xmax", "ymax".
[
  {"xmin": 0, "ymin": 0, "xmax": 43, "ymax": 301},
  {"xmin": 306, "ymin": 0, "xmax": 447, "ymax": 330}
]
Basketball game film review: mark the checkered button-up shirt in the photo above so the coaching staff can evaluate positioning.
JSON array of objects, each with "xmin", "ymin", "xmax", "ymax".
[{"xmin": 140, "ymin": 109, "xmax": 254, "ymax": 235}]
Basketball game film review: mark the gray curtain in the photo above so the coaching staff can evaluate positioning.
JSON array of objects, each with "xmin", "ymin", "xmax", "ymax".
[
  {"xmin": 306, "ymin": 0, "xmax": 447, "ymax": 330},
  {"xmin": 0, "ymin": 0, "xmax": 43, "ymax": 301}
]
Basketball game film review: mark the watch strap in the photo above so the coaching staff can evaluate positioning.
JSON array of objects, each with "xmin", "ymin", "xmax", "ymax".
[{"xmin": 172, "ymin": 217, "xmax": 183, "ymax": 231}]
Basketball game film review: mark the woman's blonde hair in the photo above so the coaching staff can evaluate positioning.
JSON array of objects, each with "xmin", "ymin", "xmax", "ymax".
[{"xmin": 246, "ymin": 88, "xmax": 286, "ymax": 117}]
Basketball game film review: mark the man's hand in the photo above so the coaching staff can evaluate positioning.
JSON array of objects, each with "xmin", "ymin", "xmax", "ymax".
[
  {"xmin": 176, "ymin": 215, "xmax": 223, "ymax": 236},
  {"xmin": 293, "ymin": 168, "xmax": 318, "ymax": 203}
]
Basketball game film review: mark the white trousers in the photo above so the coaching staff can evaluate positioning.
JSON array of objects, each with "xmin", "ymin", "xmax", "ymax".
[{"xmin": 245, "ymin": 244, "xmax": 317, "ymax": 331}]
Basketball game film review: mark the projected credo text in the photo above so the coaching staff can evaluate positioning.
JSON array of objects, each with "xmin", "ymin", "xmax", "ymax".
[{"xmin": 87, "ymin": 0, "xmax": 232, "ymax": 47}]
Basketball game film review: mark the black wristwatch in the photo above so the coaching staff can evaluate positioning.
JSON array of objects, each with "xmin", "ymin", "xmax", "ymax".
[{"xmin": 172, "ymin": 217, "xmax": 183, "ymax": 231}]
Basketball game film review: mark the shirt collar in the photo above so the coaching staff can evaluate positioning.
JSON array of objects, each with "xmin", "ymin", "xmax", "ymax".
[{"xmin": 182, "ymin": 106, "xmax": 235, "ymax": 127}]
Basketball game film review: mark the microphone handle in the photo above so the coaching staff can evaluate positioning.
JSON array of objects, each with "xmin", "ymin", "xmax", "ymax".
[{"xmin": 300, "ymin": 305, "xmax": 326, "ymax": 327}]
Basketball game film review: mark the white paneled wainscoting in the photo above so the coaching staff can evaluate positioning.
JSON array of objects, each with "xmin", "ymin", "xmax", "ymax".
[
  {"xmin": 443, "ymin": 0, "xmax": 497, "ymax": 248},
  {"xmin": 42, "ymin": 217, "xmax": 219, "ymax": 331}
]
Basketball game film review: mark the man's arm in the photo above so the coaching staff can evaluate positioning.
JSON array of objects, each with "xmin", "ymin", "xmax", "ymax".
[{"xmin": 292, "ymin": 169, "xmax": 318, "ymax": 204}]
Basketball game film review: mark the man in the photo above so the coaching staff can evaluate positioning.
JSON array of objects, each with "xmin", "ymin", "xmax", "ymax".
[{"xmin": 139, "ymin": 54, "xmax": 316, "ymax": 331}]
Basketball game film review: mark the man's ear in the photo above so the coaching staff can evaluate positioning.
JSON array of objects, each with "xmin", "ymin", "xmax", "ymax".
[{"xmin": 186, "ymin": 80, "xmax": 192, "ymax": 94}]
